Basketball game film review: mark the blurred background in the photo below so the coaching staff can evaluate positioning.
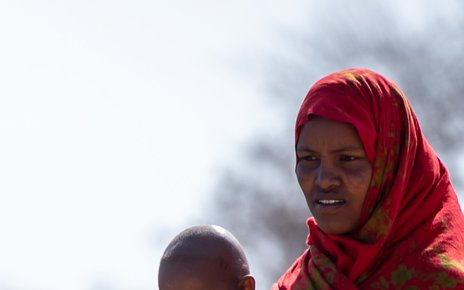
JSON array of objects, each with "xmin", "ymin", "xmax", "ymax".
[{"xmin": 1, "ymin": 0, "xmax": 463, "ymax": 289}]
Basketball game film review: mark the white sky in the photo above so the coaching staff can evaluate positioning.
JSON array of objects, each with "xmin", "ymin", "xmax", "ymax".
[{"xmin": 0, "ymin": 1, "xmax": 308, "ymax": 289}]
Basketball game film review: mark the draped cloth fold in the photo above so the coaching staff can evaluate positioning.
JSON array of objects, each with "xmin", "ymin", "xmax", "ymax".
[{"xmin": 272, "ymin": 69, "xmax": 464, "ymax": 289}]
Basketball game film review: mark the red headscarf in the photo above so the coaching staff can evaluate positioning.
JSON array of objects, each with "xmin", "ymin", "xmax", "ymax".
[{"xmin": 273, "ymin": 68, "xmax": 464, "ymax": 289}]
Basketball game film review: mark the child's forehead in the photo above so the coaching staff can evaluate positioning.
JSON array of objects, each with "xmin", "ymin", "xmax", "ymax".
[{"xmin": 160, "ymin": 259, "xmax": 235, "ymax": 290}]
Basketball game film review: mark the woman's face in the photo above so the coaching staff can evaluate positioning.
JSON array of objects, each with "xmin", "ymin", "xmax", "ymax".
[{"xmin": 296, "ymin": 117, "xmax": 373, "ymax": 235}]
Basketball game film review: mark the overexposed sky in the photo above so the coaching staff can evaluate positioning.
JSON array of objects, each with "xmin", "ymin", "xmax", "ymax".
[
  {"xmin": 2, "ymin": 1, "xmax": 463, "ymax": 290},
  {"xmin": 0, "ymin": 1, "xmax": 309, "ymax": 289}
]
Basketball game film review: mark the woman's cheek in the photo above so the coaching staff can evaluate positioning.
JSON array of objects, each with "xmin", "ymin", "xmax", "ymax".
[
  {"xmin": 296, "ymin": 163, "xmax": 315, "ymax": 182},
  {"xmin": 344, "ymin": 165, "xmax": 372, "ymax": 192}
]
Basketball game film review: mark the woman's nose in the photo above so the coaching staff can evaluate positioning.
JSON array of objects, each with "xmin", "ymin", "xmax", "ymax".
[{"xmin": 315, "ymin": 162, "xmax": 341, "ymax": 191}]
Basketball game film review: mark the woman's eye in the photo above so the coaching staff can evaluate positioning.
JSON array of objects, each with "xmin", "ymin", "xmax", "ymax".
[
  {"xmin": 300, "ymin": 156, "xmax": 318, "ymax": 162},
  {"xmin": 340, "ymin": 155, "xmax": 357, "ymax": 161}
]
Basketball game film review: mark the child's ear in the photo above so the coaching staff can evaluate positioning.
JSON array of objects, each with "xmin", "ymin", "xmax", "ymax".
[{"xmin": 238, "ymin": 275, "xmax": 255, "ymax": 290}]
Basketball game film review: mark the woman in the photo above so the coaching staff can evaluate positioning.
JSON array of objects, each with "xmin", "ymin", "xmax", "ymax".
[{"xmin": 272, "ymin": 68, "xmax": 464, "ymax": 289}]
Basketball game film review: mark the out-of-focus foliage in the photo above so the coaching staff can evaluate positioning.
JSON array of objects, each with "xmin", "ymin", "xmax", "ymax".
[{"xmin": 205, "ymin": 1, "xmax": 464, "ymax": 289}]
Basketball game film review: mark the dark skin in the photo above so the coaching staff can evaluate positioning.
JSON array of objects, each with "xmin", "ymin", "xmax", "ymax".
[
  {"xmin": 158, "ymin": 225, "xmax": 255, "ymax": 290},
  {"xmin": 296, "ymin": 117, "xmax": 373, "ymax": 234}
]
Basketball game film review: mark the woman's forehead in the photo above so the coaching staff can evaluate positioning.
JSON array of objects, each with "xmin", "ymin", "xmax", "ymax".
[{"xmin": 297, "ymin": 118, "xmax": 364, "ymax": 150}]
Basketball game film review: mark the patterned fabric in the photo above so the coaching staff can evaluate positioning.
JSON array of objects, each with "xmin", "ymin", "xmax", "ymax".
[{"xmin": 272, "ymin": 68, "xmax": 464, "ymax": 289}]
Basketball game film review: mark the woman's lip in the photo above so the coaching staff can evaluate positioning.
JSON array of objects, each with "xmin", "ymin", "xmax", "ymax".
[
  {"xmin": 313, "ymin": 199, "xmax": 347, "ymax": 212},
  {"xmin": 316, "ymin": 199, "xmax": 346, "ymax": 205}
]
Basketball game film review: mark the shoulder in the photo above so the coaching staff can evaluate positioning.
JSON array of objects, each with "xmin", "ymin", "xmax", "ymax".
[{"xmin": 272, "ymin": 249, "xmax": 311, "ymax": 290}]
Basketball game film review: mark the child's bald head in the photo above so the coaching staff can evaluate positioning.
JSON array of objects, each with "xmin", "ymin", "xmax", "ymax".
[{"xmin": 158, "ymin": 225, "xmax": 255, "ymax": 290}]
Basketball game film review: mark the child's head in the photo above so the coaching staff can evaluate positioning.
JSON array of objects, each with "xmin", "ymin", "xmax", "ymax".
[{"xmin": 158, "ymin": 225, "xmax": 255, "ymax": 290}]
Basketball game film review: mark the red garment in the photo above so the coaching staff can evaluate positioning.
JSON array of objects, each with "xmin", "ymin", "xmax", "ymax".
[{"xmin": 273, "ymin": 69, "xmax": 464, "ymax": 289}]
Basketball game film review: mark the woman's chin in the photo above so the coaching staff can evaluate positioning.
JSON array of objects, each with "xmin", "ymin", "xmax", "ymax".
[{"xmin": 317, "ymin": 222, "xmax": 352, "ymax": 235}]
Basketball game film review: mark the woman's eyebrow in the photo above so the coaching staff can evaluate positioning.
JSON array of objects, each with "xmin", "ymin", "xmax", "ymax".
[
  {"xmin": 330, "ymin": 145, "xmax": 364, "ymax": 153},
  {"xmin": 296, "ymin": 145, "xmax": 364, "ymax": 153},
  {"xmin": 295, "ymin": 146, "xmax": 316, "ymax": 153}
]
